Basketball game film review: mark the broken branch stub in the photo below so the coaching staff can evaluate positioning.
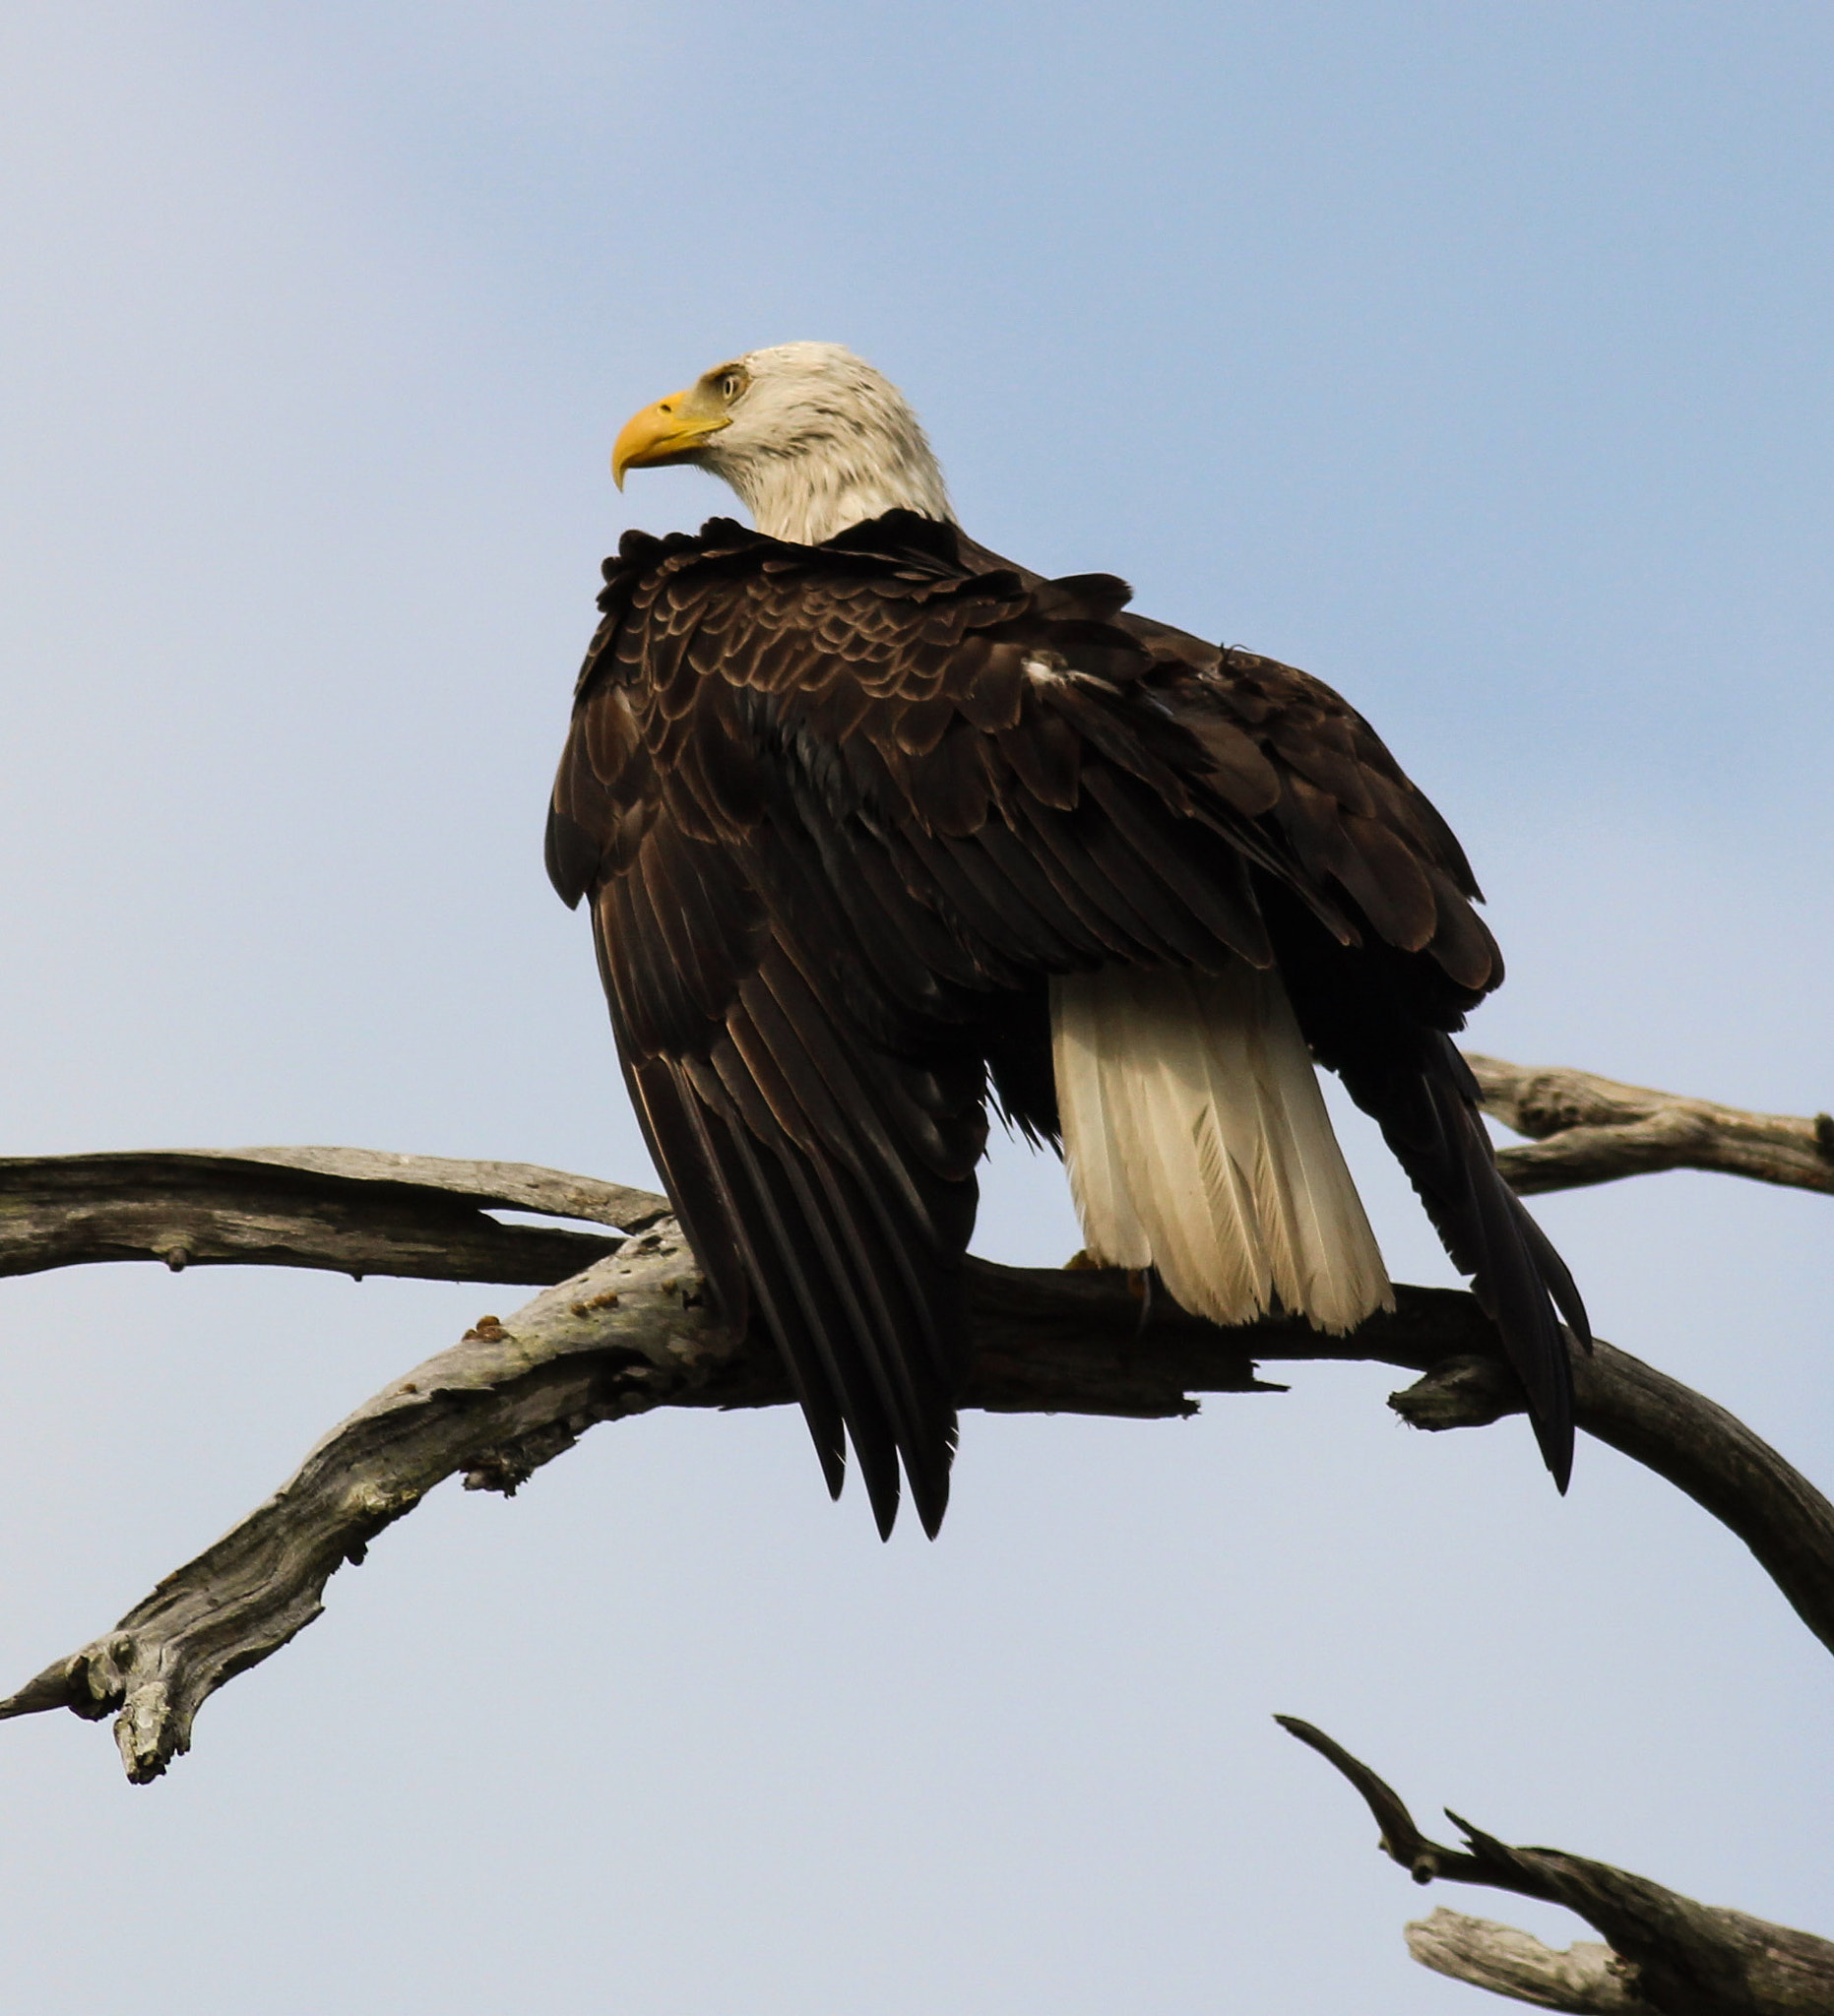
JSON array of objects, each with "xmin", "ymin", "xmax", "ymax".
[{"xmin": 1404, "ymin": 1909, "xmax": 1646, "ymax": 2014}]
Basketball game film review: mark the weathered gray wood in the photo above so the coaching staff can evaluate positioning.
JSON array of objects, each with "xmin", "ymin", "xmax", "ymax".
[
  {"xmin": 1467, "ymin": 1055, "xmax": 1834, "ymax": 1198},
  {"xmin": 1405, "ymin": 1910, "xmax": 1645, "ymax": 2013},
  {"xmin": 207, "ymin": 1148, "xmax": 668, "ymax": 1228},
  {"xmin": 8, "ymin": 1220, "xmax": 1834, "ymax": 1783},
  {"xmin": 0, "ymin": 1221, "xmax": 727, "ymax": 1780},
  {"xmin": 0, "ymin": 1150, "xmax": 666, "ymax": 1285},
  {"xmin": 0, "ymin": 1226, "xmax": 1278, "ymax": 1781},
  {"xmin": 4, "ymin": 1050, "xmax": 1832, "ymax": 1790},
  {"xmin": 1280, "ymin": 1719, "xmax": 1834, "ymax": 2015}
]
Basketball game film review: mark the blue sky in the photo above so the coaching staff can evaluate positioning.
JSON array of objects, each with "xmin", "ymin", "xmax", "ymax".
[{"xmin": 2, "ymin": 5, "xmax": 1831, "ymax": 2010}]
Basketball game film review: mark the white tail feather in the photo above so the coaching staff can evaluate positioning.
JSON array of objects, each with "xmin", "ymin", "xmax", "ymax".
[{"xmin": 1050, "ymin": 966, "xmax": 1393, "ymax": 1334}]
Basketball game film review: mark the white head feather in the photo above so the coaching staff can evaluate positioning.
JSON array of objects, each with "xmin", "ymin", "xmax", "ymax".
[{"xmin": 679, "ymin": 343, "xmax": 954, "ymax": 545}]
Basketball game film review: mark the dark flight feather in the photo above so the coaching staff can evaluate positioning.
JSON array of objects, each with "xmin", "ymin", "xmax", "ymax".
[{"xmin": 550, "ymin": 512, "xmax": 1586, "ymax": 1529}]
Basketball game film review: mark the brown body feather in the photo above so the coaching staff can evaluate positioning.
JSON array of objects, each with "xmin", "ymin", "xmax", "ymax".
[{"xmin": 548, "ymin": 510, "xmax": 1585, "ymax": 1534}]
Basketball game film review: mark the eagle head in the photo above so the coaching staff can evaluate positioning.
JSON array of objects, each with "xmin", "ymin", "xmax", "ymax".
[{"xmin": 611, "ymin": 342, "xmax": 952, "ymax": 547}]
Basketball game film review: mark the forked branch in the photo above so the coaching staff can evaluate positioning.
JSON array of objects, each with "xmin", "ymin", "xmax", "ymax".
[
  {"xmin": 4, "ymin": 1051, "xmax": 1831, "ymax": 1783},
  {"xmin": 1278, "ymin": 1717, "xmax": 1834, "ymax": 2014}
]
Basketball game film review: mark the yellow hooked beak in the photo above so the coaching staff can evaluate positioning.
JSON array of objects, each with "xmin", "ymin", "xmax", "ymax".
[{"xmin": 612, "ymin": 380, "xmax": 733, "ymax": 489}]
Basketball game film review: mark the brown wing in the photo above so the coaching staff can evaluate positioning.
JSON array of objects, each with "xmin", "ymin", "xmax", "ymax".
[
  {"xmin": 548, "ymin": 523, "xmax": 1040, "ymax": 1538},
  {"xmin": 549, "ymin": 514, "xmax": 1583, "ymax": 1523},
  {"xmin": 954, "ymin": 524, "xmax": 1587, "ymax": 1481}
]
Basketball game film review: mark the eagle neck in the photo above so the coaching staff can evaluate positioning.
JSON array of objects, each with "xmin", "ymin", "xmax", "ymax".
[{"xmin": 713, "ymin": 440, "xmax": 953, "ymax": 546}]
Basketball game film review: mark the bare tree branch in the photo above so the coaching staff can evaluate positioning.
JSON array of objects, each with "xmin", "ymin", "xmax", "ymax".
[
  {"xmin": 1466, "ymin": 1056, "xmax": 1834, "ymax": 1200},
  {"xmin": 0, "ymin": 1223, "xmax": 1285, "ymax": 1782},
  {"xmin": 4, "ymin": 1051, "xmax": 1830, "ymax": 1785},
  {"xmin": 0, "ymin": 1219, "xmax": 735, "ymax": 1782},
  {"xmin": 0, "ymin": 1149, "xmax": 666, "ymax": 1285},
  {"xmin": 1277, "ymin": 1718, "xmax": 1834, "ymax": 2014},
  {"xmin": 7, "ymin": 1201, "xmax": 1834, "ymax": 1782}
]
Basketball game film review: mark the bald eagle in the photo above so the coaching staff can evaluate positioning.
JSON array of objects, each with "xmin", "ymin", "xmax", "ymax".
[{"xmin": 547, "ymin": 342, "xmax": 1587, "ymax": 1537}]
